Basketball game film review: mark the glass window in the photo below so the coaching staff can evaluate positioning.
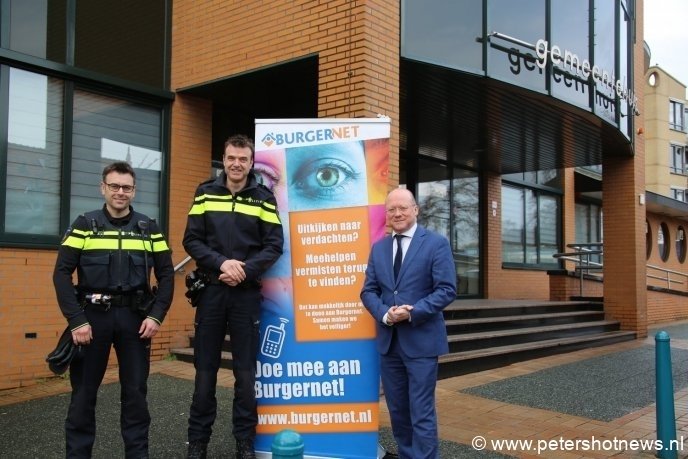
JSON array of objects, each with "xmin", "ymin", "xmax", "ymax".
[
  {"xmin": 417, "ymin": 160, "xmax": 450, "ymax": 241},
  {"xmin": 550, "ymin": 0, "xmax": 590, "ymax": 109},
  {"xmin": 70, "ymin": 90, "xmax": 163, "ymax": 222},
  {"xmin": 7, "ymin": 0, "xmax": 67, "ymax": 62},
  {"xmin": 502, "ymin": 183, "xmax": 559, "ymax": 266},
  {"xmin": 5, "ymin": 68, "xmax": 63, "ymax": 235},
  {"xmin": 671, "ymin": 188, "xmax": 687, "ymax": 202},
  {"xmin": 648, "ymin": 72, "xmax": 659, "ymax": 87},
  {"xmin": 416, "ymin": 159, "xmax": 479, "ymax": 296},
  {"xmin": 646, "ymin": 220, "xmax": 652, "ymax": 260},
  {"xmin": 487, "ymin": 0, "xmax": 546, "ymax": 93},
  {"xmin": 539, "ymin": 194, "xmax": 559, "ymax": 262},
  {"xmin": 524, "ymin": 188, "xmax": 538, "ymax": 264},
  {"xmin": 658, "ymin": 222, "xmax": 670, "ymax": 262},
  {"xmin": 575, "ymin": 202, "xmax": 603, "ymax": 265},
  {"xmin": 401, "ymin": 0, "xmax": 483, "ymax": 74},
  {"xmin": 670, "ymin": 101, "xmax": 685, "ymax": 131},
  {"xmin": 670, "ymin": 144, "xmax": 687, "ymax": 174},
  {"xmin": 502, "ymin": 185, "xmax": 525, "ymax": 263},
  {"xmin": 618, "ymin": 3, "xmax": 630, "ymax": 136},
  {"xmin": 677, "ymin": 226, "xmax": 686, "ymax": 263},
  {"xmin": 502, "ymin": 169, "xmax": 562, "ymax": 189},
  {"xmin": 74, "ymin": 0, "xmax": 166, "ymax": 87},
  {"xmin": 593, "ymin": 0, "xmax": 616, "ymax": 124},
  {"xmin": 452, "ymin": 169, "xmax": 479, "ymax": 296}
]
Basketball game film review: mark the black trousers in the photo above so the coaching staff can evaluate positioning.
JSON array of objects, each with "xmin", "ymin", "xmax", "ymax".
[
  {"xmin": 187, "ymin": 284, "xmax": 261, "ymax": 443},
  {"xmin": 66, "ymin": 305, "xmax": 151, "ymax": 459}
]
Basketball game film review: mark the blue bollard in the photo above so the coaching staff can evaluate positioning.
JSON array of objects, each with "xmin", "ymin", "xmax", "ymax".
[
  {"xmin": 271, "ymin": 429, "xmax": 304, "ymax": 459},
  {"xmin": 656, "ymin": 331, "xmax": 678, "ymax": 459}
]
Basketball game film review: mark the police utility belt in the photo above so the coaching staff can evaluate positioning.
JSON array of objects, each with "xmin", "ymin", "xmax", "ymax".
[
  {"xmin": 80, "ymin": 291, "xmax": 147, "ymax": 311},
  {"xmin": 184, "ymin": 270, "xmax": 261, "ymax": 307}
]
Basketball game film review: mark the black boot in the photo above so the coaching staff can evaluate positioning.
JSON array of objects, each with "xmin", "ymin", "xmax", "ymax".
[
  {"xmin": 187, "ymin": 441, "xmax": 208, "ymax": 459},
  {"xmin": 235, "ymin": 438, "xmax": 256, "ymax": 459}
]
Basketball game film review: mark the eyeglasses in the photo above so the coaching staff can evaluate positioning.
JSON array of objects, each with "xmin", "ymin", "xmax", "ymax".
[
  {"xmin": 104, "ymin": 183, "xmax": 135, "ymax": 193},
  {"xmin": 385, "ymin": 205, "xmax": 413, "ymax": 215}
]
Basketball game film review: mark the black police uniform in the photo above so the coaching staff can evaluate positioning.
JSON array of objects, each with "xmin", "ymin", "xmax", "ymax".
[
  {"xmin": 183, "ymin": 171, "xmax": 283, "ymax": 448},
  {"xmin": 53, "ymin": 205, "xmax": 174, "ymax": 459}
]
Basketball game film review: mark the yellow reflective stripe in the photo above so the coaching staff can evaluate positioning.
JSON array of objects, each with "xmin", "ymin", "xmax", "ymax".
[
  {"xmin": 204, "ymin": 201, "xmax": 234, "ymax": 212},
  {"xmin": 226, "ymin": 201, "xmax": 281, "ymax": 224},
  {"xmin": 189, "ymin": 194, "xmax": 232, "ymax": 215},
  {"xmin": 84, "ymin": 238, "xmax": 147, "ymax": 251},
  {"xmin": 151, "ymin": 235, "xmax": 170, "ymax": 252},
  {"xmin": 188, "ymin": 202, "xmax": 205, "ymax": 215},
  {"xmin": 234, "ymin": 201, "xmax": 261, "ymax": 217},
  {"xmin": 83, "ymin": 239, "xmax": 169, "ymax": 252},
  {"xmin": 189, "ymin": 193, "xmax": 280, "ymax": 224},
  {"xmin": 62, "ymin": 234, "xmax": 86, "ymax": 249},
  {"xmin": 194, "ymin": 193, "xmax": 232, "ymax": 203},
  {"xmin": 63, "ymin": 225, "xmax": 169, "ymax": 252},
  {"xmin": 260, "ymin": 208, "xmax": 281, "ymax": 224},
  {"xmin": 249, "ymin": 204, "xmax": 281, "ymax": 224}
]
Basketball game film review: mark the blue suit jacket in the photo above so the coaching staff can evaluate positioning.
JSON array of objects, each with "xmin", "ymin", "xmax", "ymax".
[{"xmin": 360, "ymin": 225, "xmax": 457, "ymax": 358}]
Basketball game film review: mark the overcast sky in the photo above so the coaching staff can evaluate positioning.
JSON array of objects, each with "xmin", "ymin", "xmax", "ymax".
[{"xmin": 644, "ymin": 0, "xmax": 688, "ymax": 91}]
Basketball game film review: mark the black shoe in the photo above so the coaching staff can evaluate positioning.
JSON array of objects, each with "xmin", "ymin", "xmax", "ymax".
[
  {"xmin": 382, "ymin": 452, "xmax": 399, "ymax": 459},
  {"xmin": 235, "ymin": 438, "xmax": 256, "ymax": 459},
  {"xmin": 187, "ymin": 441, "xmax": 208, "ymax": 459}
]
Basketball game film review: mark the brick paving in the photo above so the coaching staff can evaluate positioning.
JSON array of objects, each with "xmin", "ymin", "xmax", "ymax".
[{"xmin": 3, "ymin": 333, "xmax": 688, "ymax": 458}]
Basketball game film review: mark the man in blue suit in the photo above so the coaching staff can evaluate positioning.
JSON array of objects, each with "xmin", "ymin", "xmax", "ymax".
[{"xmin": 361, "ymin": 188, "xmax": 457, "ymax": 459}]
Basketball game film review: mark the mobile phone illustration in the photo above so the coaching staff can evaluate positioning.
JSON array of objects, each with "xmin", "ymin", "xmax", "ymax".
[{"xmin": 261, "ymin": 318, "xmax": 288, "ymax": 359}]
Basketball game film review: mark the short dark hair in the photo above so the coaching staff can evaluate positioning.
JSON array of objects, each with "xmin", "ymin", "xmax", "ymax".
[
  {"xmin": 102, "ymin": 161, "xmax": 136, "ymax": 183},
  {"xmin": 224, "ymin": 134, "xmax": 255, "ymax": 160}
]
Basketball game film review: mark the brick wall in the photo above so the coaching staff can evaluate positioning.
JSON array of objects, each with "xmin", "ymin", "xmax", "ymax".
[
  {"xmin": 645, "ymin": 212, "xmax": 688, "ymax": 292},
  {"xmin": 647, "ymin": 289, "xmax": 688, "ymax": 325},
  {"xmin": 600, "ymin": 0, "xmax": 648, "ymax": 337}
]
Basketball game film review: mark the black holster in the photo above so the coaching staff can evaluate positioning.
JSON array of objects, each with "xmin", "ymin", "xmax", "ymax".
[
  {"xmin": 185, "ymin": 270, "xmax": 209, "ymax": 307},
  {"xmin": 133, "ymin": 288, "xmax": 156, "ymax": 317}
]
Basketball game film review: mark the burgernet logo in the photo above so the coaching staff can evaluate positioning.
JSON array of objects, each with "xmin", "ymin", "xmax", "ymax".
[
  {"xmin": 261, "ymin": 133, "xmax": 277, "ymax": 148},
  {"xmin": 260, "ymin": 125, "xmax": 361, "ymax": 149}
]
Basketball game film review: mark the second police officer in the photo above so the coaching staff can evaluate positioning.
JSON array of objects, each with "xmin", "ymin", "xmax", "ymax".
[{"xmin": 183, "ymin": 134, "xmax": 284, "ymax": 459}]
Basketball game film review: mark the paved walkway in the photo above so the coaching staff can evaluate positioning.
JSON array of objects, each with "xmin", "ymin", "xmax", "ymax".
[{"xmin": 3, "ymin": 323, "xmax": 688, "ymax": 458}]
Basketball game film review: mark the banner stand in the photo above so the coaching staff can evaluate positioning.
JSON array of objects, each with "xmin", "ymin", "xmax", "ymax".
[{"xmin": 253, "ymin": 118, "xmax": 391, "ymax": 459}]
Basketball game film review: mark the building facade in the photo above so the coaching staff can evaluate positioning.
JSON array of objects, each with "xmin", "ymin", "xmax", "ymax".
[
  {"xmin": 643, "ymin": 65, "xmax": 688, "ymax": 319},
  {"xmin": 0, "ymin": 0, "xmax": 662, "ymax": 389}
]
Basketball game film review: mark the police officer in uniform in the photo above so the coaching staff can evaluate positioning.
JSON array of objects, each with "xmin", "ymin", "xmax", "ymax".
[
  {"xmin": 53, "ymin": 161, "xmax": 174, "ymax": 459},
  {"xmin": 183, "ymin": 134, "xmax": 283, "ymax": 459}
]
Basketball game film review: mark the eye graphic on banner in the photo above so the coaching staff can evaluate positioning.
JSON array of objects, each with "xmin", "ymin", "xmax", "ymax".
[{"xmin": 286, "ymin": 140, "xmax": 368, "ymax": 211}]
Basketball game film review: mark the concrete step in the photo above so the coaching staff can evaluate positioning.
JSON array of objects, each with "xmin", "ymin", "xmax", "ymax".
[{"xmin": 437, "ymin": 330, "xmax": 637, "ymax": 379}]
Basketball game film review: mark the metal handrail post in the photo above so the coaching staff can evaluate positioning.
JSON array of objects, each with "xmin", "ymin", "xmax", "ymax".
[{"xmin": 579, "ymin": 247, "xmax": 584, "ymax": 297}]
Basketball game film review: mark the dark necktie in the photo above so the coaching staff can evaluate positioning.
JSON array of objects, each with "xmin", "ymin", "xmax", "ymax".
[{"xmin": 394, "ymin": 234, "xmax": 404, "ymax": 280}]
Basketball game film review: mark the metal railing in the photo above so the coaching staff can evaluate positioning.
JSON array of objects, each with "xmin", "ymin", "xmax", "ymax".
[
  {"xmin": 553, "ymin": 243, "xmax": 688, "ymax": 296},
  {"xmin": 552, "ymin": 243, "xmax": 603, "ymax": 297},
  {"xmin": 174, "ymin": 255, "xmax": 193, "ymax": 273},
  {"xmin": 647, "ymin": 264, "xmax": 688, "ymax": 290}
]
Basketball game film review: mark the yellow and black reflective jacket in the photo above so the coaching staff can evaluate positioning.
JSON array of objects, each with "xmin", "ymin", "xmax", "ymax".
[
  {"xmin": 182, "ymin": 171, "xmax": 283, "ymax": 285},
  {"xmin": 53, "ymin": 206, "xmax": 174, "ymax": 330}
]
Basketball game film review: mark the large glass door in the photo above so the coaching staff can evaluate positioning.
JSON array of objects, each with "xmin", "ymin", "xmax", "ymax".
[{"xmin": 416, "ymin": 158, "xmax": 480, "ymax": 296}]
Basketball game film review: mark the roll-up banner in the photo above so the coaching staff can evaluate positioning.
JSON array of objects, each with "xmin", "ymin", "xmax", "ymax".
[{"xmin": 254, "ymin": 118, "xmax": 391, "ymax": 458}]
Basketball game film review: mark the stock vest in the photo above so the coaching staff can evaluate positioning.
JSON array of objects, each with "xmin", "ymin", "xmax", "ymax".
[{"xmin": 61, "ymin": 209, "xmax": 169, "ymax": 294}]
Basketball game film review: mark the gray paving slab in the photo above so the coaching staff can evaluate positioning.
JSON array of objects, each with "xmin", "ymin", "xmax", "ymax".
[
  {"xmin": 463, "ymin": 344, "xmax": 688, "ymax": 422},
  {"xmin": 0, "ymin": 373, "xmax": 512, "ymax": 459}
]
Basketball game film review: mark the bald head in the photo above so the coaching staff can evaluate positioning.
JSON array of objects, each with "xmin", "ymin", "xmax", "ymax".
[{"xmin": 386, "ymin": 188, "xmax": 416, "ymax": 207}]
